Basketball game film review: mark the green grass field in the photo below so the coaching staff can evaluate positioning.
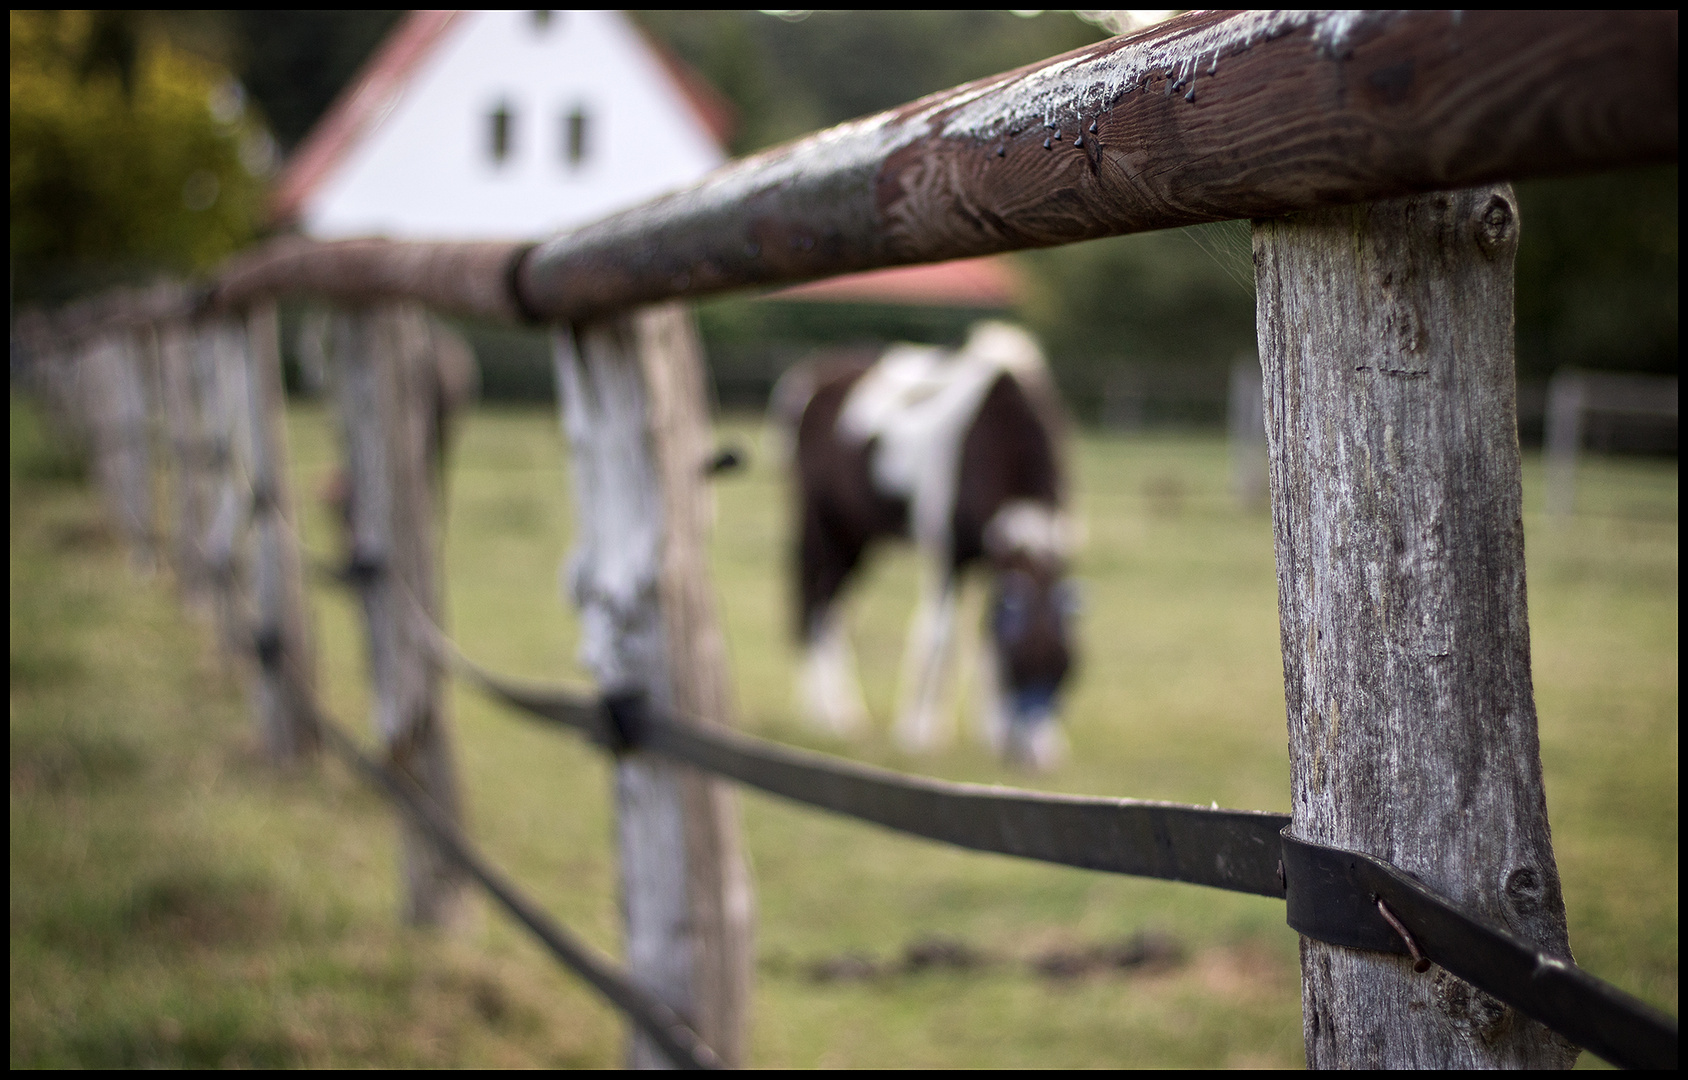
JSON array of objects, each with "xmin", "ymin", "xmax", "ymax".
[{"xmin": 10, "ymin": 394, "xmax": 1677, "ymax": 1068}]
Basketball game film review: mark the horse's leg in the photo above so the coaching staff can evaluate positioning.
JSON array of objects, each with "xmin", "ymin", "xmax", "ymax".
[
  {"xmin": 971, "ymin": 613, "xmax": 1010, "ymax": 753},
  {"xmin": 797, "ymin": 505, "xmax": 869, "ymax": 736},
  {"xmin": 894, "ymin": 568, "xmax": 958, "ymax": 752},
  {"xmin": 800, "ymin": 605, "xmax": 868, "ymax": 736}
]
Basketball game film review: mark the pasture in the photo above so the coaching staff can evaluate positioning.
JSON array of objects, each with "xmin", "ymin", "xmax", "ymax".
[{"xmin": 10, "ymin": 394, "xmax": 1677, "ymax": 1068}]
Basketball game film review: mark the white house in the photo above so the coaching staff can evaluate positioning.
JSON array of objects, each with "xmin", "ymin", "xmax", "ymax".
[{"xmin": 271, "ymin": 10, "xmax": 732, "ymax": 242}]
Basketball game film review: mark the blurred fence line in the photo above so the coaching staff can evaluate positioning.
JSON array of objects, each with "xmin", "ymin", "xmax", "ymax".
[
  {"xmin": 1545, "ymin": 371, "xmax": 1679, "ymax": 517},
  {"xmin": 12, "ymin": 10, "xmax": 1678, "ymax": 1071}
]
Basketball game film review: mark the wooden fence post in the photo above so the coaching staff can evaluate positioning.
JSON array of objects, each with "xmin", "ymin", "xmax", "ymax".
[
  {"xmin": 555, "ymin": 304, "xmax": 754, "ymax": 1068},
  {"xmin": 1254, "ymin": 186, "xmax": 1578, "ymax": 1067},
  {"xmin": 241, "ymin": 304, "xmax": 321, "ymax": 762},
  {"xmin": 83, "ymin": 331, "xmax": 157, "ymax": 572},
  {"xmin": 15, "ymin": 313, "xmax": 89, "ymax": 453},
  {"xmin": 331, "ymin": 304, "xmax": 468, "ymax": 926},
  {"xmin": 157, "ymin": 321, "xmax": 214, "ymax": 610},
  {"xmin": 201, "ymin": 318, "xmax": 255, "ymax": 661}
]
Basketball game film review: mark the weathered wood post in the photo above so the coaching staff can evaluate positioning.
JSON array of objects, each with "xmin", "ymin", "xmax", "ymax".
[
  {"xmin": 157, "ymin": 321, "xmax": 214, "ymax": 610},
  {"xmin": 201, "ymin": 318, "xmax": 255, "ymax": 660},
  {"xmin": 13, "ymin": 311, "xmax": 86, "ymax": 450},
  {"xmin": 240, "ymin": 304, "xmax": 321, "ymax": 762},
  {"xmin": 1255, "ymin": 186, "xmax": 1578, "ymax": 1068},
  {"xmin": 83, "ymin": 330, "xmax": 157, "ymax": 572},
  {"xmin": 555, "ymin": 304, "xmax": 754, "ymax": 1068},
  {"xmin": 331, "ymin": 304, "xmax": 468, "ymax": 926}
]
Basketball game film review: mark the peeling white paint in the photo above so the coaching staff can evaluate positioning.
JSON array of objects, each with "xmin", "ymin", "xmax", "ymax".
[{"xmin": 939, "ymin": 10, "xmax": 1407, "ymax": 142}]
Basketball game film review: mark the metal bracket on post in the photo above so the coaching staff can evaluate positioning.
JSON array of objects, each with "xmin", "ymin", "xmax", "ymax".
[
  {"xmin": 599, "ymin": 692, "xmax": 651, "ymax": 754},
  {"xmin": 1281, "ymin": 829, "xmax": 1678, "ymax": 1071}
]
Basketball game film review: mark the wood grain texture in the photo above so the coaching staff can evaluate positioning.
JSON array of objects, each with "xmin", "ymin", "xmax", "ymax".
[
  {"xmin": 556, "ymin": 306, "xmax": 753, "ymax": 1068},
  {"xmin": 332, "ymin": 306, "xmax": 468, "ymax": 927},
  {"xmin": 519, "ymin": 9, "xmax": 1676, "ymax": 322},
  {"xmin": 1254, "ymin": 185, "xmax": 1576, "ymax": 1067}
]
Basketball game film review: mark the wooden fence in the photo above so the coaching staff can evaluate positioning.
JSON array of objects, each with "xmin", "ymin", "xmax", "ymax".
[{"xmin": 14, "ymin": 10, "xmax": 1677, "ymax": 1070}]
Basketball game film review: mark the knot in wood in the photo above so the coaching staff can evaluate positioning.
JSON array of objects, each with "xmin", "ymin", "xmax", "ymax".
[
  {"xmin": 1502, "ymin": 865, "xmax": 1545, "ymax": 917},
  {"xmin": 1473, "ymin": 193, "xmax": 1517, "ymax": 260}
]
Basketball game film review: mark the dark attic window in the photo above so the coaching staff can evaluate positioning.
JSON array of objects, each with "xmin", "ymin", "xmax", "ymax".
[
  {"xmin": 489, "ymin": 102, "xmax": 514, "ymax": 164},
  {"xmin": 564, "ymin": 107, "xmax": 589, "ymax": 168}
]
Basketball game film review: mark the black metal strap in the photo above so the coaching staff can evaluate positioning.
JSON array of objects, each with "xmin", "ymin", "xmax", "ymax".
[
  {"xmin": 1282, "ymin": 831, "xmax": 1677, "ymax": 1071},
  {"xmin": 289, "ymin": 674, "xmax": 720, "ymax": 1070},
  {"xmin": 499, "ymin": 688, "xmax": 1289, "ymax": 896},
  {"xmin": 252, "ymin": 624, "xmax": 284, "ymax": 671},
  {"xmin": 646, "ymin": 700, "xmax": 1289, "ymax": 895}
]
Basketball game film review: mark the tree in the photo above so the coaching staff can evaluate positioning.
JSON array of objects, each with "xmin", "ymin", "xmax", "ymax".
[
  {"xmin": 10, "ymin": 10, "xmax": 266, "ymax": 303},
  {"xmin": 1513, "ymin": 167, "xmax": 1678, "ymax": 380},
  {"xmin": 223, "ymin": 11, "xmax": 403, "ymax": 152}
]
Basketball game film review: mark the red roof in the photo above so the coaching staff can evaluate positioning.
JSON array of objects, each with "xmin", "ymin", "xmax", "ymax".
[
  {"xmin": 769, "ymin": 256, "xmax": 1024, "ymax": 309},
  {"xmin": 269, "ymin": 10, "xmax": 737, "ymax": 230},
  {"xmin": 643, "ymin": 34, "xmax": 737, "ymax": 149},
  {"xmin": 270, "ymin": 10, "xmax": 464, "ymax": 228}
]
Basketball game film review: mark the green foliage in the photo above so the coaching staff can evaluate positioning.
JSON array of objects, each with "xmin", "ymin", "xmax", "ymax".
[
  {"xmin": 9, "ymin": 10, "xmax": 265, "ymax": 302},
  {"xmin": 1515, "ymin": 167, "xmax": 1678, "ymax": 379},
  {"xmin": 1016, "ymin": 221, "xmax": 1258, "ymax": 416},
  {"xmin": 224, "ymin": 11, "xmax": 403, "ymax": 151}
]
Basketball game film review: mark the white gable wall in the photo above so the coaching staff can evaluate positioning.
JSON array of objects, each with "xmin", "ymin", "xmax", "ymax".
[{"xmin": 302, "ymin": 10, "xmax": 725, "ymax": 241}]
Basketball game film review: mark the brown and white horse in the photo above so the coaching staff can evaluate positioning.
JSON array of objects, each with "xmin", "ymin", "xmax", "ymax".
[{"xmin": 774, "ymin": 322, "xmax": 1079, "ymax": 770}]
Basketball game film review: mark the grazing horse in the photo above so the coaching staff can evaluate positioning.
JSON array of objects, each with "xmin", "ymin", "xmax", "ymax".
[{"xmin": 775, "ymin": 322, "xmax": 1079, "ymax": 770}]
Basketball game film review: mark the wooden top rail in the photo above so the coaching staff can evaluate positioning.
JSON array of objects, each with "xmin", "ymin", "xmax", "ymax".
[
  {"xmin": 213, "ymin": 237, "xmax": 527, "ymax": 322},
  {"xmin": 22, "ymin": 9, "xmax": 1678, "ymax": 337},
  {"xmin": 516, "ymin": 9, "xmax": 1675, "ymax": 321}
]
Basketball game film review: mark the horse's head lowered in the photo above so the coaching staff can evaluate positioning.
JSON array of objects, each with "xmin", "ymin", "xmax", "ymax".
[{"xmin": 984, "ymin": 501, "xmax": 1080, "ymax": 769}]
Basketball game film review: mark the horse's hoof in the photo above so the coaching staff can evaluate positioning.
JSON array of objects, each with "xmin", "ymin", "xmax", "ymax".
[{"xmin": 1006, "ymin": 723, "xmax": 1067, "ymax": 772}]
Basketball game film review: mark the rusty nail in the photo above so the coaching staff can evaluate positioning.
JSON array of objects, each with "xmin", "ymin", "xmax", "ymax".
[{"xmin": 1377, "ymin": 897, "xmax": 1431, "ymax": 973}]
